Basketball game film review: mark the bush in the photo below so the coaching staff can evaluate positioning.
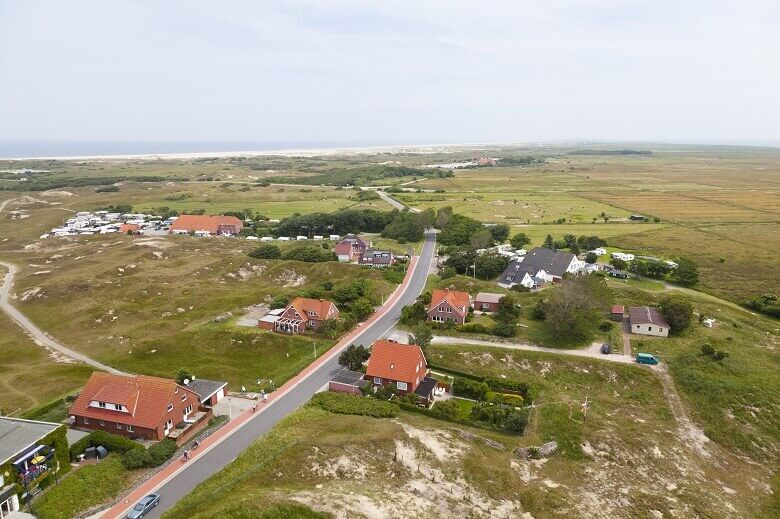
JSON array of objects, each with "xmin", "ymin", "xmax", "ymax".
[
  {"xmin": 282, "ymin": 246, "xmax": 335, "ymax": 263},
  {"xmin": 484, "ymin": 377, "xmax": 531, "ymax": 400},
  {"xmin": 598, "ymin": 320, "xmax": 613, "ymax": 331},
  {"xmin": 453, "ymin": 377, "xmax": 490, "ymax": 401},
  {"xmin": 69, "ymin": 430, "xmax": 143, "ymax": 460},
  {"xmin": 430, "ymin": 399, "xmax": 460, "ymax": 421},
  {"xmin": 492, "ymin": 321, "xmax": 517, "ymax": 337},
  {"xmin": 121, "ymin": 448, "xmax": 152, "ymax": 469},
  {"xmin": 459, "ymin": 323, "xmax": 490, "ymax": 334},
  {"xmin": 147, "ymin": 439, "xmax": 177, "ymax": 467},
  {"xmin": 310, "ymin": 392, "xmax": 399, "ymax": 418},
  {"xmin": 249, "ymin": 244, "xmax": 282, "ymax": 259}
]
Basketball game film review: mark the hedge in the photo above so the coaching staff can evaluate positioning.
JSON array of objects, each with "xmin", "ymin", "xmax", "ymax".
[
  {"xmin": 147, "ymin": 439, "xmax": 177, "ymax": 467},
  {"xmin": 310, "ymin": 392, "xmax": 399, "ymax": 418},
  {"xmin": 120, "ymin": 448, "xmax": 152, "ymax": 469},
  {"xmin": 453, "ymin": 377, "xmax": 490, "ymax": 401},
  {"xmin": 458, "ymin": 323, "xmax": 490, "ymax": 334},
  {"xmin": 69, "ymin": 430, "xmax": 143, "ymax": 460},
  {"xmin": 484, "ymin": 377, "xmax": 531, "ymax": 400}
]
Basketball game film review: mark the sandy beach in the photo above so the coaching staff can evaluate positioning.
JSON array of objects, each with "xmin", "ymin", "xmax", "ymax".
[{"xmin": 1, "ymin": 142, "xmax": 511, "ymax": 162}]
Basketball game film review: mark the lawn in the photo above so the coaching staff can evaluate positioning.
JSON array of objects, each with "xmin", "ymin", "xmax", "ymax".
[{"xmin": 31, "ymin": 456, "xmax": 140, "ymax": 519}]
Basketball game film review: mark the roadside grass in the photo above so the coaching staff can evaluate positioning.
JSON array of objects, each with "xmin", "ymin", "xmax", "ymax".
[
  {"xmin": 31, "ymin": 456, "xmax": 139, "ymax": 519},
  {"xmin": 0, "ymin": 312, "xmax": 92, "ymax": 416}
]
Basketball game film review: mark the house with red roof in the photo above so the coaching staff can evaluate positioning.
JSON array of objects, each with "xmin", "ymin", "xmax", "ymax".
[
  {"xmin": 427, "ymin": 288, "xmax": 471, "ymax": 325},
  {"xmin": 69, "ymin": 372, "xmax": 211, "ymax": 445},
  {"xmin": 275, "ymin": 297, "xmax": 339, "ymax": 334},
  {"xmin": 365, "ymin": 340, "xmax": 438, "ymax": 403},
  {"xmin": 334, "ymin": 234, "xmax": 369, "ymax": 262},
  {"xmin": 168, "ymin": 214, "xmax": 243, "ymax": 236}
]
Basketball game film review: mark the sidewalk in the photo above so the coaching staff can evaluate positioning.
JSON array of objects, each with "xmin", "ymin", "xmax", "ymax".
[{"xmin": 102, "ymin": 256, "xmax": 419, "ymax": 518}]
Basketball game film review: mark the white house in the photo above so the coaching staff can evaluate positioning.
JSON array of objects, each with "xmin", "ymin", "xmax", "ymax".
[{"xmin": 629, "ymin": 306, "xmax": 670, "ymax": 337}]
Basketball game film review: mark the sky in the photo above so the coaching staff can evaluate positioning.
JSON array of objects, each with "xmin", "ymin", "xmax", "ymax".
[{"xmin": 1, "ymin": 0, "xmax": 779, "ymax": 150}]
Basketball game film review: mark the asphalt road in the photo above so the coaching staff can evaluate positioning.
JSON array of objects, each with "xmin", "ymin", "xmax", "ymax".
[
  {"xmin": 0, "ymin": 259, "xmax": 125, "ymax": 374},
  {"xmin": 138, "ymin": 230, "xmax": 436, "ymax": 519}
]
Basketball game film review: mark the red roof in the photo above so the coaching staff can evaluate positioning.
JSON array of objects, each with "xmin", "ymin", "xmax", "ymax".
[
  {"xmin": 70, "ymin": 372, "xmax": 199, "ymax": 429},
  {"xmin": 629, "ymin": 306, "xmax": 669, "ymax": 327},
  {"xmin": 288, "ymin": 297, "xmax": 338, "ymax": 320},
  {"xmin": 365, "ymin": 340, "xmax": 427, "ymax": 387},
  {"xmin": 611, "ymin": 305, "xmax": 625, "ymax": 314},
  {"xmin": 430, "ymin": 289, "xmax": 470, "ymax": 316},
  {"xmin": 169, "ymin": 215, "xmax": 242, "ymax": 234},
  {"xmin": 334, "ymin": 242, "xmax": 354, "ymax": 256},
  {"xmin": 119, "ymin": 223, "xmax": 139, "ymax": 233}
]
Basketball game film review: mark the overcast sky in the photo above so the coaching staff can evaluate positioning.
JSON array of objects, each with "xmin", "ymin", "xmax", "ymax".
[{"xmin": 1, "ymin": 0, "xmax": 779, "ymax": 148}]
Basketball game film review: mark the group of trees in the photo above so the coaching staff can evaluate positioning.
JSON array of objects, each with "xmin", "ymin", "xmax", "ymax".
[
  {"xmin": 742, "ymin": 293, "xmax": 780, "ymax": 318},
  {"xmin": 492, "ymin": 293, "xmax": 522, "ymax": 337},
  {"xmin": 658, "ymin": 294, "xmax": 694, "ymax": 332},
  {"xmin": 533, "ymin": 274, "xmax": 613, "ymax": 341},
  {"xmin": 443, "ymin": 249, "xmax": 510, "ymax": 280},
  {"xmin": 262, "ymin": 164, "xmax": 451, "ymax": 187},
  {"xmin": 381, "ymin": 208, "xmax": 435, "ymax": 242},
  {"xmin": 338, "ymin": 344, "xmax": 371, "ymax": 370}
]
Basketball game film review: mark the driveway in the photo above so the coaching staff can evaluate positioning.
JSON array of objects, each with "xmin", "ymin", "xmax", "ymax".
[
  {"xmin": 106, "ymin": 230, "xmax": 438, "ymax": 519},
  {"xmin": 0, "ymin": 260, "xmax": 125, "ymax": 374},
  {"xmin": 384, "ymin": 328, "xmax": 634, "ymax": 364}
]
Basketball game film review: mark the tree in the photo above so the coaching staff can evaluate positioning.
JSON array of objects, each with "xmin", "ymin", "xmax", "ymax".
[
  {"xmin": 671, "ymin": 257, "xmax": 699, "ymax": 286},
  {"xmin": 318, "ymin": 318, "xmax": 341, "ymax": 338},
  {"xmin": 585, "ymin": 252, "xmax": 598, "ymax": 264},
  {"xmin": 282, "ymin": 246, "xmax": 334, "ymax": 263},
  {"xmin": 350, "ymin": 298, "xmax": 375, "ymax": 321},
  {"xmin": 563, "ymin": 234, "xmax": 577, "ymax": 248},
  {"xmin": 658, "ymin": 294, "xmax": 694, "ymax": 333},
  {"xmin": 444, "ymin": 247, "xmax": 477, "ymax": 274},
  {"xmin": 543, "ymin": 275, "xmax": 613, "ymax": 341},
  {"xmin": 401, "ymin": 301, "xmax": 428, "ymax": 324},
  {"xmin": 610, "ymin": 257, "xmax": 627, "ymax": 270},
  {"xmin": 543, "ymin": 234, "xmax": 555, "ymax": 250},
  {"xmin": 338, "ymin": 344, "xmax": 370, "ymax": 371},
  {"xmin": 249, "ymin": 244, "xmax": 282, "ymax": 259},
  {"xmin": 569, "ymin": 242, "xmax": 581, "ymax": 255},
  {"xmin": 409, "ymin": 324, "xmax": 433, "ymax": 351},
  {"xmin": 175, "ymin": 368, "xmax": 192, "ymax": 385},
  {"xmin": 474, "ymin": 253, "xmax": 510, "ymax": 280},
  {"xmin": 469, "ymin": 228, "xmax": 494, "ymax": 249},
  {"xmin": 510, "ymin": 233, "xmax": 531, "ymax": 250},
  {"xmin": 495, "ymin": 294, "xmax": 521, "ymax": 322},
  {"xmin": 488, "ymin": 224, "xmax": 510, "ymax": 243}
]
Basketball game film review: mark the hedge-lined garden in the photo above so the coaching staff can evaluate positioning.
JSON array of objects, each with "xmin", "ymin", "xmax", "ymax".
[{"xmin": 310, "ymin": 392, "xmax": 399, "ymax": 418}]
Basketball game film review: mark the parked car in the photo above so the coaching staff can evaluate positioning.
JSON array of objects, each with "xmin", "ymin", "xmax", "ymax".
[
  {"xmin": 609, "ymin": 270, "xmax": 629, "ymax": 279},
  {"xmin": 636, "ymin": 353, "xmax": 660, "ymax": 365},
  {"xmin": 126, "ymin": 494, "xmax": 160, "ymax": 519},
  {"xmin": 600, "ymin": 344, "xmax": 611, "ymax": 354}
]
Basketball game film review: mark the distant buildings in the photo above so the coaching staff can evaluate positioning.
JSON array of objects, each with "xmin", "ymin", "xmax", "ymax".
[
  {"xmin": 474, "ymin": 292, "xmax": 504, "ymax": 313},
  {"xmin": 334, "ymin": 234, "xmax": 369, "ymax": 262},
  {"xmin": 274, "ymin": 297, "xmax": 340, "ymax": 334},
  {"xmin": 358, "ymin": 249, "xmax": 395, "ymax": 267},
  {"xmin": 169, "ymin": 215, "xmax": 243, "ymax": 237},
  {"xmin": 428, "ymin": 288, "xmax": 470, "ymax": 325}
]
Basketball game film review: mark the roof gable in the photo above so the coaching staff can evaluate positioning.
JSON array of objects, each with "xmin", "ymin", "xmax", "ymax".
[
  {"xmin": 289, "ymin": 297, "xmax": 337, "ymax": 320},
  {"xmin": 430, "ymin": 289, "xmax": 470, "ymax": 315},
  {"xmin": 365, "ymin": 340, "xmax": 427, "ymax": 385}
]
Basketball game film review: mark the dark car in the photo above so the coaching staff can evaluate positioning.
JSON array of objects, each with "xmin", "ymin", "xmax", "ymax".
[
  {"xmin": 127, "ymin": 494, "xmax": 160, "ymax": 519},
  {"xmin": 609, "ymin": 270, "xmax": 628, "ymax": 279},
  {"xmin": 600, "ymin": 344, "xmax": 611, "ymax": 354}
]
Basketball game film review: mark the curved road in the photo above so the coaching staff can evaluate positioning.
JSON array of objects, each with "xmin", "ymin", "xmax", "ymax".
[
  {"xmin": 110, "ymin": 230, "xmax": 437, "ymax": 518},
  {"xmin": 0, "ymin": 259, "xmax": 125, "ymax": 374}
]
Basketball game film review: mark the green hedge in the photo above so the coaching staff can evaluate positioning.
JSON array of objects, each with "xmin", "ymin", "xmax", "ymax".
[
  {"xmin": 458, "ymin": 323, "xmax": 490, "ymax": 334},
  {"xmin": 310, "ymin": 392, "xmax": 399, "ymax": 418},
  {"xmin": 147, "ymin": 439, "xmax": 177, "ymax": 467},
  {"xmin": 453, "ymin": 377, "xmax": 490, "ymax": 400},
  {"xmin": 484, "ymin": 377, "xmax": 531, "ymax": 400},
  {"xmin": 427, "ymin": 363, "xmax": 484, "ymax": 382},
  {"xmin": 69, "ymin": 430, "xmax": 143, "ymax": 460}
]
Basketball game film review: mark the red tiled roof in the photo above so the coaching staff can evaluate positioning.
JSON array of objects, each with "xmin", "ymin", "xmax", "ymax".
[
  {"xmin": 169, "ymin": 215, "xmax": 242, "ymax": 234},
  {"xmin": 119, "ymin": 224, "xmax": 139, "ymax": 233},
  {"xmin": 611, "ymin": 305, "xmax": 625, "ymax": 314},
  {"xmin": 334, "ymin": 242, "xmax": 354, "ymax": 256},
  {"xmin": 289, "ymin": 297, "xmax": 338, "ymax": 320},
  {"xmin": 365, "ymin": 340, "xmax": 427, "ymax": 386},
  {"xmin": 430, "ymin": 289, "xmax": 470, "ymax": 316},
  {"xmin": 70, "ymin": 372, "xmax": 198, "ymax": 429}
]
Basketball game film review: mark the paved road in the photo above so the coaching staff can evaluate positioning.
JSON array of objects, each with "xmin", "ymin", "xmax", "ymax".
[
  {"xmin": 124, "ymin": 230, "xmax": 436, "ymax": 519},
  {"xmin": 0, "ymin": 259, "xmax": 126, "ymax": 374}
]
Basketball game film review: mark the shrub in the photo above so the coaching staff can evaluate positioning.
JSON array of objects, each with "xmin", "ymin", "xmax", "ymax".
[
  {"xmin": 598, "ymin": 320, "xmax": 613, "ymax": 331},
  {"xmin": 121, "ymin": 448, "xmax": 152, "ymax": 469},
  {"xmin": 459, "ymin": 323, "xmax": 489, "ymax": 334},
  {"xmin": 430, "ymin": 399, "xmax": 460, "ymax": 421},
  {"xmin": 310, "ymin": 392, "xmax": 398, "ymax": 418},
  {"xmin": 147, "ymin": 439, "xmax": 177, "ymax": 467},
  {"xmin": 492, "ymin": 321, "xmax": 517, "ymax": 337},
  {"xmin": 69, "ymin": 430, "xmax": 143, "ymax": 460},
  {"xmin": 249, "ymin": 244, "xmax": 282, "ymax": 259},
  {"xmin": 701, "ymin": 343, "xmax": 715, "ymax": 356},
  {"xmin": 659, "ymin": 294, "xmax": 694, "ymax": 333},
  {"xmin": 484, "ymin": 377, "xmax": 531, "ymax": 400},
  {"xmin": 504, "ymin": 411, "xmax": 529, "ymax": 432},
  {"xmin": 453, "ymin": 377, "xmax": 490, "ymax": 401}
]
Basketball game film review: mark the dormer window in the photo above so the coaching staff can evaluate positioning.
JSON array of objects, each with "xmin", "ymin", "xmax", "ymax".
[
  {"xmin": 98, "ymin": 401, "xmax": 106, "ymax": 408},
  {"xmin": 167, "ymin": 403, "xmax": 174, "ymax": 412},
  {"xmin": 114, "ymin": 404, "xmax": 122, "ymax": 410}
]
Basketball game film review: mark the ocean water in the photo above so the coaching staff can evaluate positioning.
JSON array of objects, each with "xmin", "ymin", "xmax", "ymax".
[{"xmin": 0, "ymin": 140, "xmax": 401, "ymax": 159}]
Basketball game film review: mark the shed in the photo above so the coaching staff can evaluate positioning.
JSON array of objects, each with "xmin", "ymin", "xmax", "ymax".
[
  {"xmin": 258, "ymin": 314, "xmax": 280, "ymax": 331},
  {"xmin": 329, "ymin": 369, "xmax": 368, "ymax": 395},
  {"xmin": 611, "ymin": 305, "xmax": 625, "ymax": 321}
]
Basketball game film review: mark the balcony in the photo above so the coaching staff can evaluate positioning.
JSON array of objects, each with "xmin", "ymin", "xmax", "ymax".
[
  {"xmin": 165, "ymin": 410, "xmax": 210, "ymax": 446},
  {"xmin": 13, "ymin": 446, "xmax": 55, "ymax": 487}
]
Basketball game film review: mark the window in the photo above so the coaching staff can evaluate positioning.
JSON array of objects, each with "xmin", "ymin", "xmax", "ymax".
[
  {"xmin": 174, "ymin": 387, "xmax": 178, "ymax": 394},
  {"xmin": 396, "ymin": 381, "xmax": 408, "ymax": 391},
  {"xmin": 373, "ymin": 377, "xmax": 381, "ymax": 385},
  {"xmin": 99, "ymin": 420, "xmax": 105, "ymax": 426},
  {"xmin": 83, "ymin": 417, "xmax": 89, "ymax": 425},
  {"xmin": 446, "ymin": 306, "xmax": 452, "ymax": 313},
  {"xmin": 98, "ymin": 401, "xmax": 106, "ymax": 408},
  {"xmin": 167, "ymin": 403, "xmax": 174, "ymax": 412},
  {"xmin": 127, "ymin": 425, "xmax": 134, "ymax": 432},
  {"xmin": 648, "ymin": 326, "xmax": 652, "ymax": 331},
  {"xmin": 181, "ymin": 394, "xmax": 187, "ymax": 402},
  {"xmin": 116, "ymin": 423, "xmax": 122, "ymax": 429},
  {"xmin": 114, "ymin": 404, "xmax": 122, "ymax": 410}
]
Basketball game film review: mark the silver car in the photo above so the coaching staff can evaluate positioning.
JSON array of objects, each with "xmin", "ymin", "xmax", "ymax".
[{"xmin": 126, "ymin": 494, "xmax": 160, "ymax": 519}]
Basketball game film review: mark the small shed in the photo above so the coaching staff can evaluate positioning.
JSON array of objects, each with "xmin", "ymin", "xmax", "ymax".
[
  {"xmin": 258, "ymin": 314, "xmax": 280, "ymax": 331},
  {"xmin": 611, "ymin": 305, "xmax": 625, "ymax": 321},
  {"xmin": 474, "ymin": 292, "xmax": 503, "ymax": 313},
  {"xmin": 329, "ymin": 369, "xmax": 367, "ymax": 395}
]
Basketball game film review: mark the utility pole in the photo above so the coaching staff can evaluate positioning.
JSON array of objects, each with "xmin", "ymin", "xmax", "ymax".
[
  {"xmin": 581, "ymin": 394, "xmax": 590, "ymax": 422},
  {"xmin": 313, "ymin": 342, "xmax": 317, "ymax": 359}
]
